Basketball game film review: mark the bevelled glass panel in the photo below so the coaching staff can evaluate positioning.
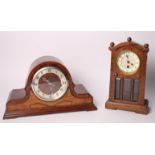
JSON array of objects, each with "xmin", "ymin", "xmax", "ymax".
[
  {"xmin": 123, "ymin": 79, "xmax": 131, "ymax": 101},
  {"xmin": 133, "ymin": 80, "xmax": 139, "ymax": 102},
  {"xmin": 115, "ymin": 78, "xmax": 121, "ymax": 99}
]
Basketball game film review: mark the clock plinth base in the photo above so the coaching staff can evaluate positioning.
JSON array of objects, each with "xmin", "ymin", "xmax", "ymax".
[
  {"xmin": 3, "ymin": 85, "xmax": 97, "ymax": 119},
  {"xmin": 105, "ymin": 99, "xmax": 149, "ymax": 114},
  {"xmin": 3, "ymin": 103, "xmax": 97, "ymax": 119}
]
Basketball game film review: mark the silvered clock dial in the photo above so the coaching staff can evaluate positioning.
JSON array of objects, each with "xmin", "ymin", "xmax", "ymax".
[{"xmin": 31, "ymin": 66, "xmax": 68, "ymax": 101}]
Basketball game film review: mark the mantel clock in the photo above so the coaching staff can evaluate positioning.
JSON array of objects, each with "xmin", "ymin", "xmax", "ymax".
[
  {"xmin": 4, "ymin": 56, "xmax": 97, "ymax": 119},
  {"xmin": 105, "ymin": 37, "xmax": 149, "ymax": 114}
]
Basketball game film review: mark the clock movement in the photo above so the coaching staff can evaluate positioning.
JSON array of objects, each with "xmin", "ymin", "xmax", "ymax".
[
  {"xmin": 105, "ymin": 37, "xmax": 149, "ymax": 114},
  {"xmin": 3, "ymin": 56, "xmax": 97, "ymax": 119}
]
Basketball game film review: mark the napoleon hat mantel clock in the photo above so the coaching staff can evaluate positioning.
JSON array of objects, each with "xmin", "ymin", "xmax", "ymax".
[
  {"xmin": 105, "ymin": 37, "xmax": 149, "ymax": 114},
  {"xmin": 3, "ymin": 56, "xmax": 97, "ymax": 119}
]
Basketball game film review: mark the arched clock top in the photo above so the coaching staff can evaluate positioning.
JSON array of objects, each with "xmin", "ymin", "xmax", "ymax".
[
  {"xmin": 29, "ymin": 56, "xmax": 63, "ymax": 71},
  {"xmin": 109, "ymin": 37, "xmax": 149, "ymax": 53},
  {"xmin": 25, "ymin": 56, "xmax": 89, "ymax": 98},
  {"xmin": 26, "ymin": 56, "xmax": 74, "ymax": 90}
]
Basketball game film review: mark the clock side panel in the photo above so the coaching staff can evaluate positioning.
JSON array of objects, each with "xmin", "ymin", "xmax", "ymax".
[
  {"xmin": 108, "ymin": 52, "xmax": 116, "ymax": 101},
  {"xmin": 138, "ymin": 51, "xmax": 148, "ymax": 104}
]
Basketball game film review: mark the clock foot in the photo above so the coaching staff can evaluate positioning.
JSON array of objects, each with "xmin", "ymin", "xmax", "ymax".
[{"xmin": 105, "ymin": 99, "xmax": 149, "ymax": 114}]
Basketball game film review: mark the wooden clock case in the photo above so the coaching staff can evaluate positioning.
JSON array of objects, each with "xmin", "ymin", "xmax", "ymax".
[
  {"xmin": 3, "ymin": 56, "xmax": 97, "ymax": 119},
  {"xmin": 105, "ymin": 37, "xmax": 149, "ymax": 114}
]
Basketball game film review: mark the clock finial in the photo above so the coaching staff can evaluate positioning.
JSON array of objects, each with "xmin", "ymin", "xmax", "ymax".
[
  {"xmin": 110, "ymin": 42, "xmax": 115, "ymax": 47},
  {"xmin": 144, "ymin": 43, "xmax": 149, "ymax": 49},
  {"xmin": 127, "ymin": 37, "xmax": 132, "ymax": 42}
]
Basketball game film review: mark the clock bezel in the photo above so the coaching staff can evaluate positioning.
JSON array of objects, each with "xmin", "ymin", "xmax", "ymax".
[
  {"xmin": 116, "ymin": 50, "xmax": 141, "ymax": 76},
  {"xmin": 31, "ymin": 66, "xmax": 69, "ymax": 102}
]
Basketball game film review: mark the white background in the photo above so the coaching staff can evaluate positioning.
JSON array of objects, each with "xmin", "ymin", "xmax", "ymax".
[
  {"xmin": 0, "ymin": 31, "xmax": 155, "ymax": 123},
  {"xmin": 0, "ymin": 0, "xmax": 155, "ymax": 155}
]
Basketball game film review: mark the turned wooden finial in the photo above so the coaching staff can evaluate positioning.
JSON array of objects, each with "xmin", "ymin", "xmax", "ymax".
[
  {"xmin": 110, "ymin": 42, "xmax": 115, "ymax": 47},
  {"xmin": 127, "ymin": 37, "xmax": 132, "ymax": 42},
  {"xmin": 144, "ymin": 43, "xmax": 149, "ymax": 49}
]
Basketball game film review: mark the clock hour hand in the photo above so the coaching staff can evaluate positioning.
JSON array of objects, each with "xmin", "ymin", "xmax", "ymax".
[
  {"xmin": 126, "ymin": 55, "xmax": 134, "ymax": 68},
  {"xmin": 42, "ymin": 78, "xmax": 54, "ymax": 86}
]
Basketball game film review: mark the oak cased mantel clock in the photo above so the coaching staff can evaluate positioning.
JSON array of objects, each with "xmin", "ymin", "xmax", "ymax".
[
  {"xmin": 3, "ymin": 56, "xmax": 97, "ymax": 119},
  {"xmin": 105, "ymin": 37, "xmax": 149, "ymax": 114}
]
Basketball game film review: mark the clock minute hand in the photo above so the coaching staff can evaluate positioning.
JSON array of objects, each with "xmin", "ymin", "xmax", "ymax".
[
  {"xmin": 126, "ymin": 54, "xmax": 129, "ymax": 59},
  {"xmin": 43, "ymin": 77, "xmax": 49, "ymax": 83}
]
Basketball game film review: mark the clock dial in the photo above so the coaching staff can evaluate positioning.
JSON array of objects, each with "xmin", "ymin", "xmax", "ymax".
[
  {"xmin": 117, "ymin": 51, "xmax": 140, "ymax": 75},
  {"xmin": 31, "ymin": 66, "xmax": 68, "ymax": 101}
]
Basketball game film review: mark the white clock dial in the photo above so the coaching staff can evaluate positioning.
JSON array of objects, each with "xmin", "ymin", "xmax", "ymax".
[
  {"xmin": 117, "ymin": 51, "xmax": 140, "ymax": 75},
  {"xmin": 31, "ymin": 66, "xmax": 68, "ymax": 101}
]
